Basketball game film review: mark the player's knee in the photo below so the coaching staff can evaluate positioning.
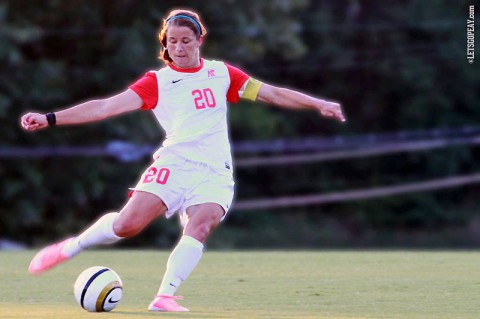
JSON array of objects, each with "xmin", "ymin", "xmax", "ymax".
[
  {"xmin": 193, "ymin": 224, "xmax": 211, "ymax": 242},
  {"xmin": 113, "ymin": 216, "xmax": 144, "ymax": 238},
  {"xmin": 188, "ymin": 217, "xmax": 220, "ymax": 243}
]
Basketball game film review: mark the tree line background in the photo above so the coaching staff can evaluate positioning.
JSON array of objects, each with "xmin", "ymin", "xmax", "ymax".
[{"xmin": 1, "ymin": 0, "xmax": 479, "ymax": 248}]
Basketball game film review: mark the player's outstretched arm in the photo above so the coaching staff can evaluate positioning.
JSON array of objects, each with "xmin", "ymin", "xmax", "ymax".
[
  {"xmin": 21, "ymin": 89, "xmax": 144, "ymax": 131},
  {"xmin": 256, "ymin": 82, "xmax": 346, "ymax": 123}
]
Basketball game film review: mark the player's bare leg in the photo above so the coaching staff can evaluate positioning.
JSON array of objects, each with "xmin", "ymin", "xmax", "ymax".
[{"xmin": 29, "ymin": 191, "xmax": 167, "ymax": 275}]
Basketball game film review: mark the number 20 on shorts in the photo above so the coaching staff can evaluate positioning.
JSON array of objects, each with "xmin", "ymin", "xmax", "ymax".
[
  {"xmin": 143, "ymin": 167, "xmax": 170, "ymax": 185},
  {"xmin": 192, "ymin": 88, "xmax": 216, "ymax": 109}
]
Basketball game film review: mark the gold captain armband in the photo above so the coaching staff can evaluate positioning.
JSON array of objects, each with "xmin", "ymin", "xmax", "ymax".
[{"xmin": 242, "ymin": 78, "xmax": 262, "ymax": 101}]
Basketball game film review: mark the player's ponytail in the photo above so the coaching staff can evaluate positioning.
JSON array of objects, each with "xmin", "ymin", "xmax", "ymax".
[{"xmin": 158, "ymin": 9, "xmax": 207, "ymax": 64}]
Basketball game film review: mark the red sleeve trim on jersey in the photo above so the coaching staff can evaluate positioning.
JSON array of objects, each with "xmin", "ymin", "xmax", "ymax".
[
  {"xmin": 225, "ymin": 63, "xmax": 250, "ymax": 103},
  {"xmin": 128, "ymin": 72, "xmax": 159, "ymax": 110}
]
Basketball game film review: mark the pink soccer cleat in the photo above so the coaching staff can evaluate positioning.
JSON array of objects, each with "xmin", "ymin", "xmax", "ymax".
[
  {"xmin": 28, "ymin": 238, "xmax": 73, "ymax": 275},
  {"xmin": 148, "ymin": 295, "xmax": 189, "ymax": 312}
]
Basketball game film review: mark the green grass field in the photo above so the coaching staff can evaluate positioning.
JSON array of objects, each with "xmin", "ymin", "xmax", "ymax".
[{"xmin": 1, "ymin": 250, "xmax": 479, "ymax": 318}]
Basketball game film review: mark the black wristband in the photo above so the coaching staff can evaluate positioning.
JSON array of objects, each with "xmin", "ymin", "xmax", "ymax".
[{"xmin": 46, "ymin": 113, "xmax": 56, "ymax": 126}]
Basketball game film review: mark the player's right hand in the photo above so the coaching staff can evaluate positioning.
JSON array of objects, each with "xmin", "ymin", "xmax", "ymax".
[{"xmin": 21, "ymin": 112, "xmax": 48, "ymax": 131}]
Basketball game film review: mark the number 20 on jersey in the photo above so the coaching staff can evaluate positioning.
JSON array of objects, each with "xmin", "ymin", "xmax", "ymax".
[{"xmin": 192, "ymin": 88, "xmax": 216, "ymax": 109}]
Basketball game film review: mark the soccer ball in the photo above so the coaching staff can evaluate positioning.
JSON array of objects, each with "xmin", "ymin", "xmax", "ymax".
[{"xmin": 73, "ymin": 266, "xmax": 123, "ymax": 312}]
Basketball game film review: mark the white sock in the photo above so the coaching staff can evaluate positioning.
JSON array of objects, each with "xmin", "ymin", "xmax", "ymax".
[
  {"xmin": 157, "ymin": 235, "xmax": 204, "ymax": 296},
  {"xmin": 62, "ymin": 212, "xmax": 122, "ymax": 258}
]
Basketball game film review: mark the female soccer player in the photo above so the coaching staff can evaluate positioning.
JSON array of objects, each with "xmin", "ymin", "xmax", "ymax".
[{"xmin": 21, "ymin": 9, "xmax": 345, "ymax": 312}]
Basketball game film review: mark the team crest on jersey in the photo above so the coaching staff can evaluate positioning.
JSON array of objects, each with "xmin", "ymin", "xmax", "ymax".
[{"xmin": 207, "ymin": 69, "xmax": 216, "ymax": 78}]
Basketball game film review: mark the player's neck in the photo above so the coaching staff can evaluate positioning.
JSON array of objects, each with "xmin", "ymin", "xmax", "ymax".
[{"xmin": 170, "ymin": 58, "xmax": 204, "ymax": 73}]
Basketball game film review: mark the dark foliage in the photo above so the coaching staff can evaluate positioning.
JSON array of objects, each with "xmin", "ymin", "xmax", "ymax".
[{"xmin": 1, "ymin": 0, "xmax": 479, "ymax": 247}]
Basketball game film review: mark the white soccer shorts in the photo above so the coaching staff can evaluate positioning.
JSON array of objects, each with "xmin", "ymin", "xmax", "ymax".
[{"xmin": 132, "ymin": 151, "xmax": 235, "ymax": 224}]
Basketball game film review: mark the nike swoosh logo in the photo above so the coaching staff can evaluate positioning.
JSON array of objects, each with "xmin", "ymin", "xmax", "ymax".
[
  {"xmin": 172, "ymin": 79, "xmax": 183, "ymax": 83},
  {"xmin": 108, "ymin": 297, "xmax": 120, "ymax": 303}
]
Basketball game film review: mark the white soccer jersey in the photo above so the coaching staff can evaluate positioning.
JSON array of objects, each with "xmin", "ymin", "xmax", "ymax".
[{"xmin": 129, "ymin": 59, "xmax": 259, "ymax": 173}]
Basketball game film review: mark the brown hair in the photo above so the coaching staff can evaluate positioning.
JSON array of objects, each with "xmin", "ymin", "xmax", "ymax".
[{"xmin": 159, "ymin": 9, "xmax": 207, "ymax": 64}]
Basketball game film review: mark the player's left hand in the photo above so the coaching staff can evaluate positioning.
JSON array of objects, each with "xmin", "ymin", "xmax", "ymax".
[{"xmin": 317, "ymin": 100, "xmax": 346, "ymax": 123}]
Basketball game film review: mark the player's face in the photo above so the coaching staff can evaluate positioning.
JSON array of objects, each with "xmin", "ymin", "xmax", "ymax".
[{"xmin": 166, "ymin": 26, "xmax": 202, "ymax": 69}]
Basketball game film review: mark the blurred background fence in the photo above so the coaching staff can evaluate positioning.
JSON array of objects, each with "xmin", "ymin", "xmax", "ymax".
[{"xmin": 1, "ymin": 0, "xmax": 479, "ymax": 249}]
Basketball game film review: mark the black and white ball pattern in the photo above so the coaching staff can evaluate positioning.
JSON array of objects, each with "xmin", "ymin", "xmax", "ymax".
[{"xmin": 74, "ymin": 266, "xmax": 123, "ymax": 312}]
